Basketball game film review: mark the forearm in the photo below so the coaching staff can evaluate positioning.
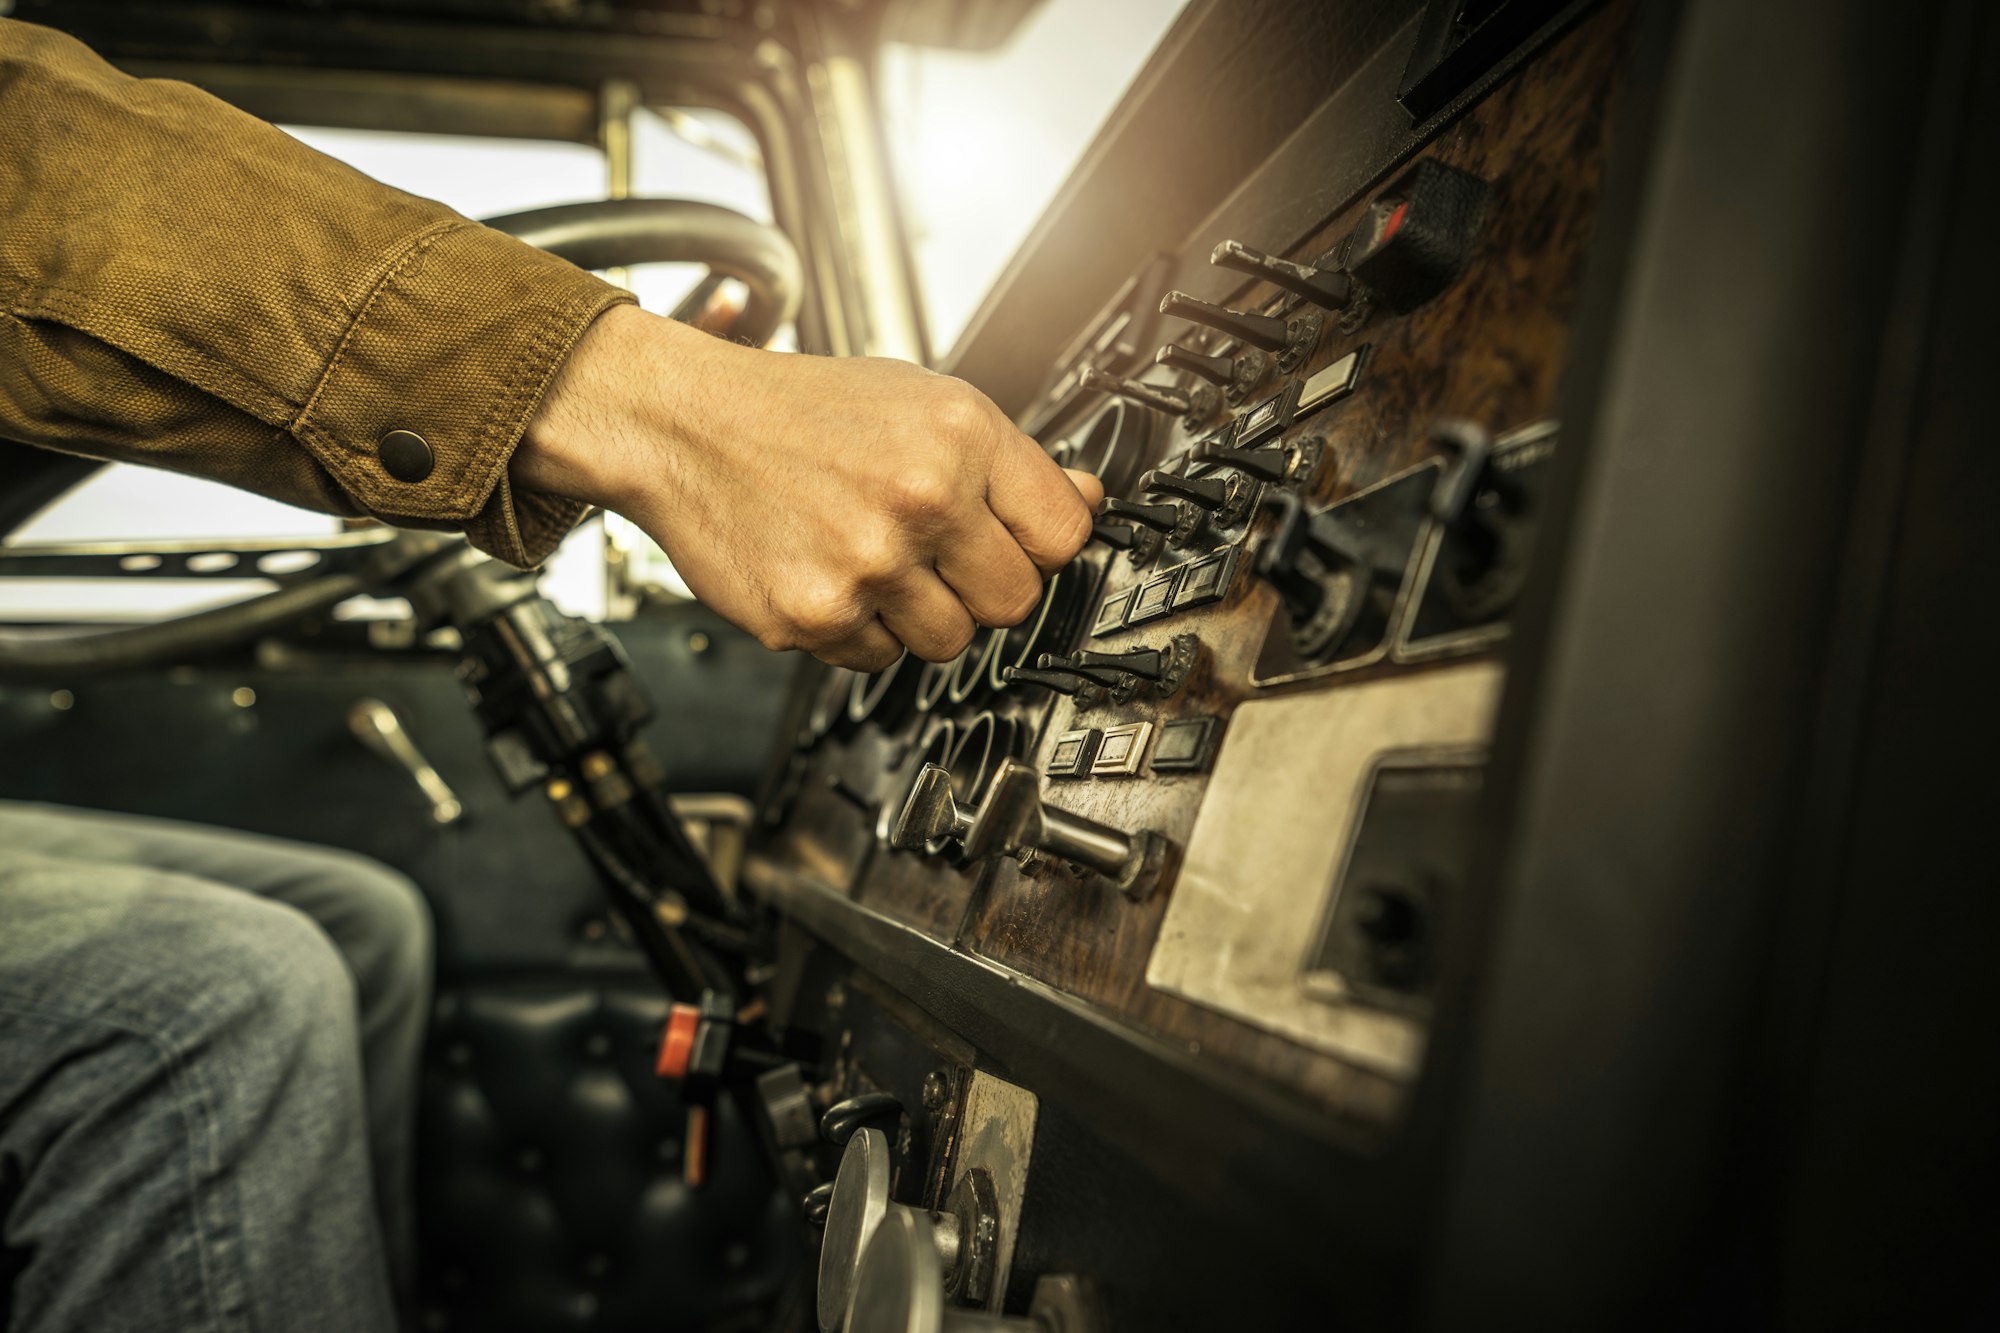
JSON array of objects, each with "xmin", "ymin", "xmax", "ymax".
[{"xmin": 0, "ymin": 18, "xmax": 627, "ymax": 565}]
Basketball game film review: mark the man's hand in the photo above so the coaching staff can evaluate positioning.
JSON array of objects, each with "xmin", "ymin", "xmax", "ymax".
[{"xmin": 515, "ymin": 305, "xmax": 1105, "ymax": 670}]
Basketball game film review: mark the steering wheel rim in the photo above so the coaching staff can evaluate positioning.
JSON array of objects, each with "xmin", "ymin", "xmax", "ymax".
[{"xmin": 483, "ymin": 197, "xmax": 804, "ymax": 347}]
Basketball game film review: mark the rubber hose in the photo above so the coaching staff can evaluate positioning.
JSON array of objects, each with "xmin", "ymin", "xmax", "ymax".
[{"xmin": 0, "ymin": 571, "xmax": 370, "ymax": 681}]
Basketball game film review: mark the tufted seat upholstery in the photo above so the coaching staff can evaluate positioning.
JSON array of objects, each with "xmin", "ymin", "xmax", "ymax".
[{"xmin": 417, "ymin": 983, "xmax": 800, "ymax": 1332}]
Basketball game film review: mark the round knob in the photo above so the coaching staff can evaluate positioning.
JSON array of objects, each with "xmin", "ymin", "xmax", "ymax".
[
  {"xmin": 818, "ymin": 1127, "xmax": 894, "ymax": 1332},
  {"xmin": 818, "ymin": 1129, "xmax": 977, "ymax": 1333}
]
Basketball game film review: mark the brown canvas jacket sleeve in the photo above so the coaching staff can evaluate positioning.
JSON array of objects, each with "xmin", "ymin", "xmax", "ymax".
[{"xmin": 0, "ymin": 18, "xmax": 635, "ymax": 566}]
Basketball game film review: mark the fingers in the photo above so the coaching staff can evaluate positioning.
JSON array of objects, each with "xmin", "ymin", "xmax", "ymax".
[
  {"xmin": 935, "ymin": 516, "xmax": 1045, "ymax": 627},
  {"xmin": 985, "ymin": 433, "xmax": 1100, "ymax": 574},
  {"xmin": 817, "ymin": 618, "xmax": 905, "ymax": 672},
  {"xmin": 875, "ymin": 569, "xmax": 980, "ymax": 663}
]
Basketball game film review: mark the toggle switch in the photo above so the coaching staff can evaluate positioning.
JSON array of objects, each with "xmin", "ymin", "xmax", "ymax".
[
  {"xmin": 1140, "ymin": 468, "xmax": 1227, "ymax": 510},
  {"xmin": 891, "ymin": 760, "xmax": 1169, "ymax": 900},
  {"xmin": 1088, "ymin": 521, "xmax": 1138, "ymax": 551},
  {"xmin": 1141, "ymin": 467, "xmax": 1252, "ymax": 525},
  {"xmin": 998, "ymin": 665, "xmax": 1094, "ymax": 699},
  {"xmin": 1159, "ymin": 289, "xmax": 1320, "ymax": 372},
  {"xmin": 1156, "ymin": 341, "xmax": 1269, "ymax": 404},
  {"xmin": 1034, "ymin": 653, "xmax": 1129, "ymax": 690},
  {"xmin": 1154, "ymin": 342, "xmax": 1235, "ymax": 386},
  {"xmin": 1156, "ymin": 289, "xmax": 1289, "ymax": 351},
  {"xmin": 1253, "ymin": 490, "xmax": 1412, "ymax": 660},
  {"xmin": 1076, "ymin": 365, "xmax": 1209, "ymax": 419},
  {"xmin": 1210, "ymin": 239, "xmax": 1354, "ymax": 310},
  {"xmin": 1088, "ymin": 519, "xmax": 1164, "ymax": 566},
  {"xmin": 1191, "ymin": 439, "xmax": 1292, "ymax": 483},
  {"xmin": 1425, "ymin": 419, "xmax": 1533, "ymax": 622},
  {"xmin": 1067, "ymin": 646, "xmax": 1165, "ymax": 679},
  {"xmin": 1099, "ymin": 496, "xmax": 1184, "ymax": 535}
]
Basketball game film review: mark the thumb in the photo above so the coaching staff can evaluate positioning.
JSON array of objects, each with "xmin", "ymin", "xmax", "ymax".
[{"xmin": 1062, "ymin": 467, "xmax": 1106, "ymax": 513}]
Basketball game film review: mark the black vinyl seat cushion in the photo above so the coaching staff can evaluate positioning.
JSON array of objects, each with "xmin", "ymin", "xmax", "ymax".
[{"xmin": 417, "ymin": 983, "xmax": 799, "ymax": 1332}]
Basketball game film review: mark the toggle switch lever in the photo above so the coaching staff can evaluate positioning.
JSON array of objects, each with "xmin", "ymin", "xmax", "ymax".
[
  {"xmin": 999, "ymin": 665, "xmax": 1090, "ymax": 697},
  {"xmin": 1035, "ymin": 653, "xmax": 1130, "ymax": 690},
  {"xmin": 1099, "ymin": 496, "xmax": 1183, "ymax": 534},
  {"xmin": 1089, "ymin": 521, "xmax": 1139, "ymax": 551},
  {"xmin": 1211, "ymin": 239, "xmax": 1354, "ymax": 309},
  {"xmin": 1076, "ymin": 365, "xmax": 1201, "ymax": 418},
  {"xmin": 1140, "ymin": 467, "xmax": 1228, "ymax": 510},
  {"xmin": 1193, "ymin": 438, "xmax": 1293, "ymax": 483},
  {"xmin": 1154, "ymin": 342, "xmax": 1235, "ymax": 386},
  {"xmin": 1066, "ymin": 646, "xmax": 1165, "ymax": 680},
  {"xmin": 1141, "ymin": 467, "xmax": 1253, "ymax": 525},
  {"xmin": 892, "ymin": 760, "xmax": 1169, "ymax": 900},
  {"xmin": 1157, "ymin": 289, "xmax": 1289, "ymax": 352},
  {"xmin": 1426, "ymin": 419, "xmax": 1533, "ymax": 622}
]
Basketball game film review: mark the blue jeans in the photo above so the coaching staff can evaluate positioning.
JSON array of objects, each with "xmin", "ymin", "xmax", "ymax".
[{"xmin": 0, "ymin": 802, "xmax": 431, "ymax": 1332}]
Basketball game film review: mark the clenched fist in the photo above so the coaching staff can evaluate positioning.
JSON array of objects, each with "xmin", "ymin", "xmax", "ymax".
[{"xmin": 515, "ymin": 304, "xmax": 1105, "ymax": 669}]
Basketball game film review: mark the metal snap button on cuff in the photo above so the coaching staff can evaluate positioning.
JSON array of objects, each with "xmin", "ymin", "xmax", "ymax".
[{"xmin": 378, "ymin": 429, "xmax": 435, "ymax": 483}]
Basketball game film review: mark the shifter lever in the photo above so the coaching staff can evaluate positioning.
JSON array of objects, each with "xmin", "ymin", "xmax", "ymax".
[
  {"xmin": 349, "ymin": 698, "xmax": 465, "ymax": 825},
  {"xmin": 892, "ymin": 760, "xmax": 1169, "ymax": 900}
]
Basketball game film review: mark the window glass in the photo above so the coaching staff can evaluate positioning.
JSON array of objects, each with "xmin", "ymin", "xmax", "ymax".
[{"xmin": 880, "ymin": 0, "xmax": 1190, "ymax": 355}]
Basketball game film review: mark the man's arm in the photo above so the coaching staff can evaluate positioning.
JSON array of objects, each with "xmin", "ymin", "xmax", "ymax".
[{"xmin": 0, "ymin": 19, "xmax": 1100, "ymax": 668}]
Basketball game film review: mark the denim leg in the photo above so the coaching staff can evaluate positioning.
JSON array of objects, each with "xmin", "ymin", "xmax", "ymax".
[
  {"xmin": 0, "ymin": 803, "xmax": 431, "ymax": 1312},
  {"xmin": 0, "ymin": 853, "xmax": 396, "ymax": 1332}
]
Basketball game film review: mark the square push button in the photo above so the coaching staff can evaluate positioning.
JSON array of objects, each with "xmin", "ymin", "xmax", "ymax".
[
  {"xmin": 1093, "ymin": 587, "xmax": 1135, "ymax": 637},
  {"xmin": 1089, "ymin": 721, "xmax": 1152, "ymax": 777},
  {"xmin": 1046, "ymin": 728, "xmax": 1100, "ymax": 779},
  {"xmin": 1234, "ymin": 383, "xmax": 1297, "ymax": 448},
  {"xmin": 1149, "ymin": 717, "xmax": 1219, "ymax": 773},
  {"xmin": 1125, "ymin": 569, "xmax": 1180, "ymax": 627},
  {"xmin": 1170, "ymin": 547, "xmax": 1237, "ymax": 612}
]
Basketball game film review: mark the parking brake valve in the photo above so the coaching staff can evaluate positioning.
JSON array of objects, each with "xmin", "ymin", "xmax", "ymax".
[
  {"xmin": 850, "ymin": 1206, "xmax": 1101, "ymax": 1333},
  {"xmin": 818, "ymin": 1128, "xmax": 1006, "ymax": 1333},
  {"xmin": 892, "ymin": 760, "xmax": 1169, "ymax": 901}
]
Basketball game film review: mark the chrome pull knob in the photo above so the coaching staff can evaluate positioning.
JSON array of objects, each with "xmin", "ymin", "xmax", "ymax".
[
  {"xmin": 1210, "ymin": 239, "xmax": 1353, "ymax": 309},
  {"xmin": 893, "ymin": 760, "xmax": 1169, "ymax": 900},
  {"xmin": 348, "ymin": 698, "xmax": 464, "ymax": 825}
]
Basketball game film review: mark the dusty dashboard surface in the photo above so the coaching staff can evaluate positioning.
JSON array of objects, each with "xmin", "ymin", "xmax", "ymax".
[{"xmin": 752, "ymin": 0, "xmax": 1632, "ymax": 1124}]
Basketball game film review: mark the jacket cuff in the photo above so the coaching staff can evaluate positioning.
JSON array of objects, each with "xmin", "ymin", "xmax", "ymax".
[{"xmin": 291, "ymin": 221, "xmax": 632, "ymax": 567}]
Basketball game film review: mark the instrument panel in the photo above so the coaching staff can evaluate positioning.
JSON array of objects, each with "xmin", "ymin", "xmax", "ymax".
[{"xmin": 749, "ymin": 0, "xmax": 1633, "ymax": 1131}]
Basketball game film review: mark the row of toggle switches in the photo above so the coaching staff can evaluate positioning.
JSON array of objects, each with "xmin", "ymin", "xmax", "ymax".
[{"xmin": 1084, "ymin": 159, "xmax": 1487, "ymax": 421}]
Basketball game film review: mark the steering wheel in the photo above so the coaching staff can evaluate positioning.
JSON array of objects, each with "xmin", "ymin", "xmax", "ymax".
[
  {"xmin": 484, "ymin": 198, "xmax": 803, "ymax": 347},
  {"xmin": 0, "ymin": 199, "xmax": 805, "ymax": 678}
]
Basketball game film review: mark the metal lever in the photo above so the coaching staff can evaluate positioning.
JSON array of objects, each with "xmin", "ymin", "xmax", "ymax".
[
  {"xmin": 892, "ymin": 760, "xmax": 1168, "ymax": 900},
  {"xmin": 1210, "ymin": 239, "xmax": 1354, "ymax": 309},
  {"xmin": 1077, "ymin": 365, "xmax": 1199, "ymax": 417},
  {"xmin": 348, "ymin": 698, "xmax": 465, "ymax": 825}
]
